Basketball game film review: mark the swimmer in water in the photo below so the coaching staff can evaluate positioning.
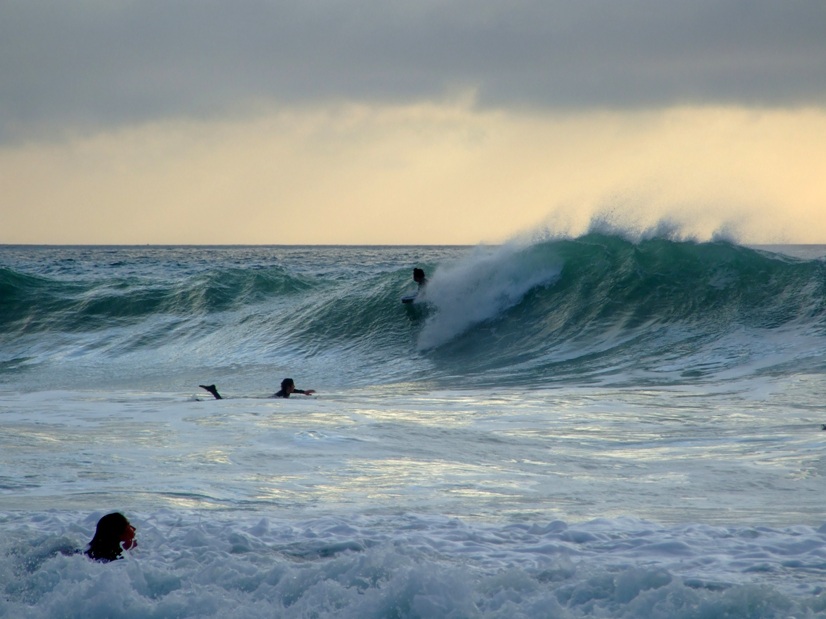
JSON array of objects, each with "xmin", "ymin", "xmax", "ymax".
[
  {"xmin": 199, "ymin": 378, "xmax": 315, "ymax": 400},
  {"xmin": 273, "ymin": 377, "xmax": 315, "ymax": 398},
  {"xmin": 85, "ymin": 512, "xmax": 137, "ymax": 562}
]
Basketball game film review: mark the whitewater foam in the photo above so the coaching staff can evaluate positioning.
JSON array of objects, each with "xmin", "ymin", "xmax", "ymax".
[{"xmin": 417, "ymin": 243, "xmax": 563, "ymax": 350}]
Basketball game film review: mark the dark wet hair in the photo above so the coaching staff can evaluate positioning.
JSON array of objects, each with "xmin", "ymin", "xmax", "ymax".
[
  {"xmin": 281, "ymin": 378, "xmax": 295, "ymax": 389},
  {"xmin": 86, "ymin": 512, "xmax": 130, "ymax": 562},
  {"xmin": 413, "ymin": 268, "xmax": 425, "ymax": 279}
]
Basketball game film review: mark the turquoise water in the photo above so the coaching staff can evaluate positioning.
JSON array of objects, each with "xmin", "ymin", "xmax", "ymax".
[{"xmin": 2, "ymin": 237, "xmax": 826, "ymax": 617}]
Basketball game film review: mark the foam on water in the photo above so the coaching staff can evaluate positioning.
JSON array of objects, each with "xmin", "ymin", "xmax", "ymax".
[
  {"xmin": 2, "ymin": 510, "xmax": 826, "ymax": 618},
  {"xmin": 2, "ymin": 240, "xmax": 826, "ymax": 617},
  {"xmin": 2, "ymin": 382, "xmax": 825, "ymax": 591}
]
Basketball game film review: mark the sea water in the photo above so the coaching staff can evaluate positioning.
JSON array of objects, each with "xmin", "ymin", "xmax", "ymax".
[{"xmin": 1, "ymin": 235, "xmax": 826, "ymax": 618}]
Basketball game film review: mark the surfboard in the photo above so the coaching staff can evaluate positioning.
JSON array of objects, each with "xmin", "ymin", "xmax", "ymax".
[{"xmin": 401, "ymin": 293, "xmax": 417, "ymax": 304}]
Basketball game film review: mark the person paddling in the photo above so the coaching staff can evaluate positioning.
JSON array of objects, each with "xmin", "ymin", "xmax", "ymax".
[
  {"xmin": 199, "ymin": 378, "xmax": 315, "ymax": 400},
  {"xmin": 273, "ymin": 377, "xmax": 315, "ymax": 398}
]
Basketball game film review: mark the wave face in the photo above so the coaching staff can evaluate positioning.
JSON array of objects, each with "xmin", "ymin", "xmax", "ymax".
[{"xmin": 2, "ymin": 238, "xmax": 826, "ymax": 391}]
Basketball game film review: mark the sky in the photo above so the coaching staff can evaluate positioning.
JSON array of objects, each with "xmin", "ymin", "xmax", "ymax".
[{"xmin": 1, "ymin": 1, "xmax": 825, "ymax": 245}]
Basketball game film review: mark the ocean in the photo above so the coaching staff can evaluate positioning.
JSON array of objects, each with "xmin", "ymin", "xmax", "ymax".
[{"xmin": 1, "ymin": 234, "xmax": 826, "ymax": 618}]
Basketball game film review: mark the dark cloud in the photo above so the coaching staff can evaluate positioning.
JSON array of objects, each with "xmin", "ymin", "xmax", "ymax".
[{"xmin": 2, "ymin": 0, "xmax": 824, "ymax": 140}]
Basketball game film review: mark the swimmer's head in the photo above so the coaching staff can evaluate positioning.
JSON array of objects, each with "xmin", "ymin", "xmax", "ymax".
[{"xmin": 86, "ymin": 512, "xmax": 136, "ymax": 561}]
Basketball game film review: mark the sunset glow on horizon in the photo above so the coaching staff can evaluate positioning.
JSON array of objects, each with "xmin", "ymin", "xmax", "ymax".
[{"xmin": 2, "ymin": 2, "xmax": 825, "ymax": 245}]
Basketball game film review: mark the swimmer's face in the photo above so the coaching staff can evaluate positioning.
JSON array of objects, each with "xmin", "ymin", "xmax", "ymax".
[{"xmin": 120, "ymin": 523, "xmax": 137, "ymax": 550}]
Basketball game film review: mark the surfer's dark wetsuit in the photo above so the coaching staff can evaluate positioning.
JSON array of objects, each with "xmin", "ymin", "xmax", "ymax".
[
  {"xmin": 413, "ymin": 267, "xmax": 427, "ymax": 289},
  {"xmin": 199, "ymin": 378, "xmax": 315, "ymax": 400}
]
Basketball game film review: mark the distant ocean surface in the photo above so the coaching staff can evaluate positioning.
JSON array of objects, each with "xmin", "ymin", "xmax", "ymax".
[{"xmin": 2, "ymin": 235, "xmax": 826, "ymax": 618}]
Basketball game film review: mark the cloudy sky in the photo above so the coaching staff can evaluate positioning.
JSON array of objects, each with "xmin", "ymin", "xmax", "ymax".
[{"xmin": 2, "ymin": 1, "xmax": 825, "ymax": 244}]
